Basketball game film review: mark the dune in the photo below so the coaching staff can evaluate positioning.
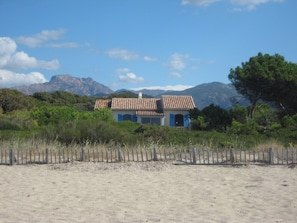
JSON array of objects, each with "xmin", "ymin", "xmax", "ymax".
[{"xmin": 0, "ymin": 162, "xmax": 296, "ymax": 223}]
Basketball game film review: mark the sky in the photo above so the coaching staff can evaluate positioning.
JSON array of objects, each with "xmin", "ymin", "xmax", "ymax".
[{"xmin": 0, "ymin": 0, "xmax": 296, "ymax": 91}]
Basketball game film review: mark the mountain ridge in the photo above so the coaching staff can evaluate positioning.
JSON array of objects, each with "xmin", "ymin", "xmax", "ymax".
[
  {"xmin": 12, "ymin": 74, "xmax": 113, "ymax": 96},
  {"xmin": 10, "ymin": 74, "xmax": 246, "ymax": 109}
]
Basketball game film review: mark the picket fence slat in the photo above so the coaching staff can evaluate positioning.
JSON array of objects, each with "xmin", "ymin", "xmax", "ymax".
[{"xmin": 1, "ymin": 147, "xmax": 296, "ymax": 166}]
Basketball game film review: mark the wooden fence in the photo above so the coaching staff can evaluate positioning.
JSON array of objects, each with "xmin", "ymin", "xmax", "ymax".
[{"xmin": 1, "ymin": 147, "xmax": 297, "ymax": 166}]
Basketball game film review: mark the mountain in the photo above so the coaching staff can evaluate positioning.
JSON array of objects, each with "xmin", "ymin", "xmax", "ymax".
[
  {"xmin": 12, "ymin": 74, "xmax": 113, "ymax": 96},
  {"xmin": 131, "ymin": 89, "xmax": 168, "ymax": 97},
  {"xmin": 10, "ymin": 74, "xmax": 247, "ymax": 109},
  {"xmin": 155, "ymin": 82, "xmax": 247, "ymax": 109}
]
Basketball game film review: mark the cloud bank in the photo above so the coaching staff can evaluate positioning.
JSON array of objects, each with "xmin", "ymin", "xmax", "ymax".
[
  {"xmin": 181, "ymin": 0, "xmax": 285, "ymax": 10},
  {"xmin": 166, "ymin": 53, "xmax": 191, "ymax": 78},
  {"xmin": 16, "ymin": 29, "xmax": 80, "ymax": 48},
  {"xmin": 0, "ymin": 37, "xmax": 59, "ymax": 87},
  {"xmin": 116, "ymin": 68, "xmax": 145, "ymax": 84},
  {"xmin": 131, "ymin": 84, "xmax": 194, "ymax": 91},
  {"xmin": 106, "ymin": 49, "xmax": 140, "ymax": 61},
  {"xmin": 182, "ymin": 0, "xmax": 221, "ymax": 7}
]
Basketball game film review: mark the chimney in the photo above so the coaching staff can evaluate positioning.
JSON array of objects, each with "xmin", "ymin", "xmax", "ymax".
[{"xmin": 138, "ymin": 92, "xmax": 142, "ymax": 99}]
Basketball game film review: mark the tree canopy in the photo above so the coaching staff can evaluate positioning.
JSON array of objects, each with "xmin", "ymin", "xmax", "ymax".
[
  {"xmin": 0, "ymin": 89, "xmax": 37, "ymax": 113},
  {"xmin": 228, "ymin": 52, "xmax": 297, "ymax": 117}
]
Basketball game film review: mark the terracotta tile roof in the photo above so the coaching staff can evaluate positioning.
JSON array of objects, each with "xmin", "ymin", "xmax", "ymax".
[
  {"xmin": 136, "ymin": 110, "xmax": 164, "ymax": 116},
  {"xmin": 161, "ymin": 95, "xmax": 195, "ymax": 110},
  {"xmin": 111, "ymin": 98, "xmax": 160, "ymax": 110},
  {"xmin": 94, "ymin": 99, "xmax": 111, "ymax": 109},
  {"xmin": 94, "ymin": 95, "xmax": 195, "ymax": 112}
]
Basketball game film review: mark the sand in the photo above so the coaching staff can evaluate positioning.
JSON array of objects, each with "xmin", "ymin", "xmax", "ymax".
[{"xmin": 0, "ymin": 162, "xmax": 296, "ymax": 223}]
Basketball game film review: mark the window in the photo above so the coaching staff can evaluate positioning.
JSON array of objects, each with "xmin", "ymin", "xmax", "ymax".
[
  {"xmin": 175, "ymin": 114, "xmax": 184, "ymax": 126},
  {"xmin": 151, "ymin": 118, "xmax": 161, "ymax": 125},
  {"xmin": 141, "ymin": 117, "xmax": 161, "ymax": 125},
  {"xmin": 141, "ymin": 117, "xmax": 150, "ymax": 124},
  {"xmin": 118, "ymin": 114, "xmax": 137, "ymax": 122},
  {"xmin": 123, "ymin": 114, "xmax": 132, "ymax": 121},
  {"xmin": 170, "ymin": 114, "xmax": 185, "ymax": 127}
]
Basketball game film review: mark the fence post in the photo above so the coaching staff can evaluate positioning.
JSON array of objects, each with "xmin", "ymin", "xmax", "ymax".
[
  {"xmin": 153, "ymin": 147, "xmax": 158, "ymax": 161},
  {"xmin": 45, "ymin": 148, "xmax": 49, "ymax": 164},
  {"xmin": 269, "ymin": 148, "xmax": 274, "ymax": 164},
  {"xmin": 118, "ymin": 148, "xmax": 123, "ymax": 162},
  {"xmin": 230, "ymin": 149, "xmax": 234, "ymax": 163},
  {"xmin": 81, "ymin": 148, "xmax": 85, "ymax": 161},
  {"xmin": 9, "ymin": 149, "xmax": 15, "ymax": 166},
  {"xmin": 192, "ymin": 148, "xmax": 196, "ymax": 164}
]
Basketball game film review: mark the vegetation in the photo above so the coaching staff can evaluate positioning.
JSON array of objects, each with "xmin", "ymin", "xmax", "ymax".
[
  {"xmin": 1, "ymin": 52, "xmax": 297, "ymax": 151},
  {"xmin": 228, "ymin": 52, "xmax": 297, "ymax": 117}
]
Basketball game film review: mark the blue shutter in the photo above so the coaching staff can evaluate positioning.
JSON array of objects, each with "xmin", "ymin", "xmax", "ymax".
[
  {"xmin": 170, "ymin": 114, "xmax": 175, "ymax": 126},
  {"xmin": 132, "ymin": 114, "xmax": 137, "ymax": 122},
  {"xmin": 184, "ymin": 114, "xmax": 189, "ymax": 128},
  {"xmin": 118, "ymin": 114, "xmax": 123, "ymax": 122}
]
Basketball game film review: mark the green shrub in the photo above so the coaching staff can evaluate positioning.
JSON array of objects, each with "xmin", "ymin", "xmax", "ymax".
[{"xmin": 0, "ymin": 120, "xmax": 22, "ymax": 130}]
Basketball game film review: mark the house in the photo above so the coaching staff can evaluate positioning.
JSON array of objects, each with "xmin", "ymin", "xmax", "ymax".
[{"xmin": 94, "ymin": 94, "xmax": 195, "ymax": 127}]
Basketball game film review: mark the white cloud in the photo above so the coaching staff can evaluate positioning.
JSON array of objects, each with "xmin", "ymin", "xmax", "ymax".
[
  {"xmin": 116, "ymin": 68, "xmax": 145, "ymax": 84},
  {"xmin": 16, "ymin": 29, "xmax": 80, "ymax": 48},
  {"xmin": 170, "ymin": 72, "xmax": 182, "ymax": 78},
  {"xmin": 182, "ymin": 0, "xmax": 284, "ymax": 9},
  {"xmin": 119, "ymin": 72, "xmax": 145, "ymax": 84},
  {"xmin": 116, "ymin": 68, "xmax": 131, "ymax": 74},
  {"xmin": 181, "ymin": 0, "xmax": 221, "ymax": 7},
  {"xmin": 4, "ymin": 51, "xmax": 59, "ymax": 71},
  {"xmin": 17, "ymin": 29, "xmax": 66, "ymax": 47},
  {"xmin": 0, "ymin": 37, "xmax": 59, "ymax": 71},
  {"xmin": 143, "ymin": 56, "xmax": 157, "ymax": 62},
  {"xmin": 0, "ymin": 37, "xmax": 17, "ymax": 67},
  {"xmin": 230, "ymin": 0, "xmax": 284, "ymax": 10},
  {"xmin": 0, "ymin": 37, "xmax": 57, "ymax": 87},
  {"xmin": 0, "ymin": 69, "xmax": 47, "ymax": 88},
  {"xmin": 131, "ymin": 85, "xmax": 193, "ymax": 91},
  {"xmin": 205, "ymin": 60, "xmax": 215, "ymax": 65},
  {"xmin": 106, "ymin": 49, "xmax": 139, "ymax": 61},
  {"xmin": 168, "ymin": 53, "xmax": 189, "ymax": 70},
  {"xmin": 45, "ymin": 42, "xmax": 80, "ymax": 48}
]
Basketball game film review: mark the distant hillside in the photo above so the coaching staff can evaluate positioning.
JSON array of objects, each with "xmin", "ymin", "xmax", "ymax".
[
  {"xmin": 9, "ymin": 74, "xmax": 248, "ymax": 109},
  {"xmin": 155, "ymin": 82, "xmax": 248, "ymax": 109},
  {"xmin": 131, "ymin": 89, "xmax": 168, "ymax": 97},
  {"xmin": 12, "ymin": 74, "xmax": 113, "ymax": 96}
]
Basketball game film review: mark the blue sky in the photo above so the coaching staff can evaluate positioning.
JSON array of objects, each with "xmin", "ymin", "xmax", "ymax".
[{"xmin": 0, "ymin": 0, "xmax": 296, "ymax": 91}]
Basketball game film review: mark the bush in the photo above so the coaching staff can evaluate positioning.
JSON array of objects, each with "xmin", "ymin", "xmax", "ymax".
[{"xmin": 0, "ymin": 120, "xmax": 22, "ymax": 130}]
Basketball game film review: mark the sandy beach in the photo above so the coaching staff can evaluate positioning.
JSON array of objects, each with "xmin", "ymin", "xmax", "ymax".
[{"xmin": 1, "ymin": 162, "xmax": 296, "ymax": 223}]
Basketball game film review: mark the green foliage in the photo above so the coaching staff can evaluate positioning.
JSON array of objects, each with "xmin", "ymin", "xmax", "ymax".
[
  {"xmin": 0, "ymin": 110, "xmax": 38, "ymax": 130},
  {"xmin": 253, "ymin": 103, "xmax": 279, "ymax": 129},
  {"xmin": 191, "ymin": 116, "xmax": 207, "ymax": 131},
  {"xmin": 30, "ymin": 106, "xmax": 80, "ymax": 126},
  {"xmin": 0, "ymin": 89, "xmax": 37, "ymax": 113},
  {"xmin": 1, "ymin": 64, "xmax": 297, "ymax": 149},
  {"xmin": 32, "ymin": 91, "xmax": 97, "ymax": 111},
  {"xmin": 201, "ymin": 104, "xmax": 231, "ymax": 131},
  {"xmin": 228, "ymin": 119, "xmax": 260, "ymax": 135},
  {"xmin": 42, "ymin": 120, "xmax": 124, "ymax": 145},
  {"xmin": 281, "ymin": 114, "xmax": 297, "ymax": 130},
  {"xmin": 190, "ymin": 104, "xmax": 232, "ymax": 131},
  {"xmin": 229, "ymin": 52, "xmax": 297, "ymax": 116},
  {"xmin": 30, "ymin": 106, "xmax": 114, "ymax": 127},
  {"xmin": 230, "ymin": 105, "xmax": 248, "ymax": 124},
  {"xmin": 91, "ymin": 108, "xmax": 114, "ymax": 122},
  {"xmin": 0, "ymin": 119, "xmax": 22, "ymax": 130},
  {"xmin": 189, "ymin": 108, "xmax": 202, "ymax": 120}
]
